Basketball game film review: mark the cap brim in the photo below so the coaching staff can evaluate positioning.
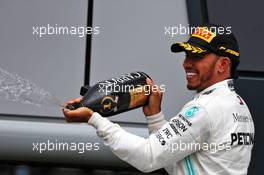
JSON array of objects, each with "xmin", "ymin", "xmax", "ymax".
[
  {"xmin": 171, "ymin": 43, "xmax": 185, "ymax": 53},
  {"xmin": 171, "ymin": 42, "xmax": 208, "ymax": 54}
]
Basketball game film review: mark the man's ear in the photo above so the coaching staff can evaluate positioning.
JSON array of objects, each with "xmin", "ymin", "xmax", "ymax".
[{"xmin": 218, "ymin": 57, "xmax": 231, "ymax": 74}]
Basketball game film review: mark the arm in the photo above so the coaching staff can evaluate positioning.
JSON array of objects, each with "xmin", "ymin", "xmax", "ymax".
[
  {"xmin": 145, "ymin": 111, "xmax": 167, "ymax": 134},
  {"xmin": 143, "ymin": 79, "xmax": 167, "ymax": 134},
  {"xmin": 88, "ymin": 104, "xmax": 211, "ymax": 173},
  {"xmin": 63, "ymin": 80, "xmax": 210, "ymax": 172}
]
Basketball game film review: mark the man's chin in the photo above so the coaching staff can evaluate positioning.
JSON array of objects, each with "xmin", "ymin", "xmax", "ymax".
[{"xmin": 187, "ymin": 84, "xmax": 198, "ymax": 91}]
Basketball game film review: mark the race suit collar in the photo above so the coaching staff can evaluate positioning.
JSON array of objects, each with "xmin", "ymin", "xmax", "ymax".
[{"xmin": 195, "ymin": 79, "xmax": 234, "ymax": 98}]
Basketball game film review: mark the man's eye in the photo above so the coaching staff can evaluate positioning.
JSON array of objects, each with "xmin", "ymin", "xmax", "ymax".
[{"xmin": 195, "ymin": 55, "xmax": 203, "ymax": 59}]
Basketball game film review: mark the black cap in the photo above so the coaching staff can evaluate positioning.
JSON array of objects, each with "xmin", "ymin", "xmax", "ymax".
[{"xmin": 171, "ymin": 23, "xmax": 240, "ymax": 62}]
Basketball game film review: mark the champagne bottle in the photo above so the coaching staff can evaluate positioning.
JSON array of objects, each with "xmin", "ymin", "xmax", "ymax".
[{"xmin": 66, "ymin": 71, "xmax": 151, "ymax": 117}]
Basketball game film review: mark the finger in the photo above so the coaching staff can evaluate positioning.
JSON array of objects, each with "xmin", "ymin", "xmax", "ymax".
[
  {"xmin": 151, "ymin": 85, "xmax": 160, "ymax": 97},
  {"xmin": 62, "ymin": 109, "xmax": 72, "ymax": 122},
  {"xmin": 72, "ymin": 97, "xmax": 82, "ymax": 103},
  {"xmin": 63, "ymin": 101, "xmax": 70, "ymax": 107},
  {"xmin": 69, "ymin": 97, "xmax": 82, "ymax": 104},
  {"xmin": 146, "ymin": 78, "xmax": 154, "ymax": 86},
  {"xmin": 63, "ymin": 100, "xmax": 75, "ymax": 107},
  {"xmin": 63, "ymin": 107, "xmax": 92, "ymax": 118},
  {"xmin": 145, "ymin": 78, "xmax": 156, "ymax": 95},
  {"xmin": 62, "ymin": 108, "xmax": 70, "ymax": 117},
  {"xmin": 63, "ymin": 108, "xmax": 81, "ymax": 117},
  {"xmin": 63, "ymin": 97, "xmax": 82, "ymax": 107},
  {"xmin": 62, "ymin": 106, "xmax": 93, "ymax": 123}
]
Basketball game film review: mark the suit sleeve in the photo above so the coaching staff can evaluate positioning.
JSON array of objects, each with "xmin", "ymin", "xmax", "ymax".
[
  {"xmin": 88, "ymin": 103, "xmax": 211, "ymax": 173},
  {"xmin": 145, "ymin": 111, "xmax": 167, "ymax": 134}
]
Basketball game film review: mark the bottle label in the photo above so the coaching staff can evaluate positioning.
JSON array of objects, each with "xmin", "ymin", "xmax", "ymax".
[
  {"xmin": 98, "ymin": 72, "xmax": 142, "ymax": 87},
  {"xmin": 100, "ymin": 96, "xmax": 118, "ymax": 114}
]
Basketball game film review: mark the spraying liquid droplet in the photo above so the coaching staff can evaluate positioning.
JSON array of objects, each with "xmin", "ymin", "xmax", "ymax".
[{"xmin": 0, "ymin": 67, "xmax": 63, "ymax": 108}]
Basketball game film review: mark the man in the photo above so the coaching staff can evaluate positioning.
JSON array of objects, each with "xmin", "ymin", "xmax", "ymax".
[{"xmin": 63, "ymin": 23, "xmax": 254, "ymax": 175}]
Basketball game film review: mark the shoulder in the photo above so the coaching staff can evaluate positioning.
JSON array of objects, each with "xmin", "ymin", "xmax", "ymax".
[
  {"xmin": 166, "ymin": 101, "xmax": 211, "ymax": 144},
  {"xmin": 192, "ymin": 87, "xmax": 236, "ymax": 115}
]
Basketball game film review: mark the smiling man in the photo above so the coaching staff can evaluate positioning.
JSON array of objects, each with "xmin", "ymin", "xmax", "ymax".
[{"xmin": 63, "ymin": 23, "xmax": 254, "ymax": 175}]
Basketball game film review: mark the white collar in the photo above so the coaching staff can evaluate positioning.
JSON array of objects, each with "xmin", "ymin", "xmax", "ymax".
[{"xmin": 194, "ymin": 79, "xmax": 234, "ymax": 98}]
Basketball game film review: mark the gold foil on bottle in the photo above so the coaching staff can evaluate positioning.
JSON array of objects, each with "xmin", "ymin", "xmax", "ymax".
[{"xmin": 129, "ymin": 86, "xmax": 148, "ymax": 109}]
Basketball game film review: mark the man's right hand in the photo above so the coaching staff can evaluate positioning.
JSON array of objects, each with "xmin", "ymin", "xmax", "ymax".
[
  {"xmin": 143, "ymin": 78, "xmax": 163, "ymax": 116},
  {"xmin": 63, "ymin": 97, "xmax": 94, "ymax": 123}
]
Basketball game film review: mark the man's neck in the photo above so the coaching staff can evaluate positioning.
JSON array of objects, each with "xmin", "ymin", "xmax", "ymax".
[{"xmin": 196, "ymin": 77, "xmax": 230, "ymax": 93}]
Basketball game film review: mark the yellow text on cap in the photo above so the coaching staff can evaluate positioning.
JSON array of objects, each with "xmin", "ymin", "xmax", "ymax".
[{"xmin": 192, "ymin": 27, "xmax": 216, "ymax": 43}]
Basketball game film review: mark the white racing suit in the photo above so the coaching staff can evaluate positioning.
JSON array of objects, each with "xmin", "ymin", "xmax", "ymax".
[{"xmin": 88, "ymin": 79, "xmax": 255, "ymax": 175}]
